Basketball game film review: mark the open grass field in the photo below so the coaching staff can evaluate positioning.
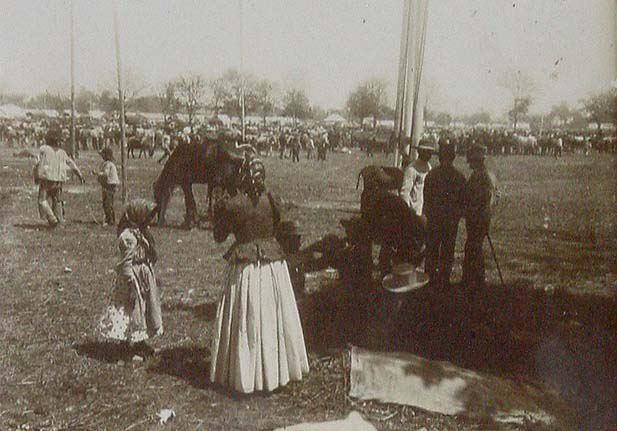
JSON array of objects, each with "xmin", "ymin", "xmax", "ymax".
[{"xmin": 1, "ymin": 146, "xmax": 615, "ymax": 430}]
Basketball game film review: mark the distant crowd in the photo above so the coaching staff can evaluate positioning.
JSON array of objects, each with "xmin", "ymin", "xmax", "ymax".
[{"xmin": 1, "ymin": 115, "xmax": 615, "ymax": 159}]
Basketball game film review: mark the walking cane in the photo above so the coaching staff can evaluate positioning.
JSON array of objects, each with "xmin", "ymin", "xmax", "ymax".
[{"xmin": 486, "ymin": 233, "xmax": 505, "ymax": 288}]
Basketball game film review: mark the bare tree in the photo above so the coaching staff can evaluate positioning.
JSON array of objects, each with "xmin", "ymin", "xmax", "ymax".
[
  {"xmin": 75, "ymin": 88, "xmax": 97, "ymax": 115},
  {"xmin": 346, "ymin": 78, "xmax": 389, "ymax": 127},
  {"xmin": 254, "ymin": 79, "xmax": 277, "ymax": 126},
  {"xmin": 158, "ymin": 80, "xmax": 181, "ymax": 122},
  {"xmin": 581, "ymin": 89, "xmax": 617, "ymax": 131},
  {"xmin": 98, "ymin": 67, "xmax": 150, "ymax": 113},
  {"xmin": 498, "ymin": 69, "xmax": 536, "ymax": 131},
  {"xmin": 209, "ymin": 69, "xmax": 258, "ymax": 118},
  {"xmin": 549, "ymin": 101, "xmax": 572, "ymax": 127},
  {"xmin": 176, "ymin": 74, "xmax": 206, "ymax": 131},
  {"xmin": 209, "ymin": 76, "xmax": 228, "ymax": 115},
  {"xmin": 282, "ymin": 88, "xmax": 311, "ymax": 124}
]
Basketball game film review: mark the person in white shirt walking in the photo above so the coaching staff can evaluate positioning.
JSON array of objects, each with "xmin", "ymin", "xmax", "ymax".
[{"xmin": 34, "ymin": 128, "xmax": 85, "ymax": 227}]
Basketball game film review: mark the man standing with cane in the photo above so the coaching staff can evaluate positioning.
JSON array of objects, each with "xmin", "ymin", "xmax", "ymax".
[{"xmin": 462, "ymin": 144, "xmax": 497, "ymax": 290}]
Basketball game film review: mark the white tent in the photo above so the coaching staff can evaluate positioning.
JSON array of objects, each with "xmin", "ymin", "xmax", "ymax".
[
  {"xmin": 0, "ymin": 104, "xmax": 27, "ymax": 119},
  {"xmin": 323, "ymin": 113, "xmax": 347, "ymax": 126}
]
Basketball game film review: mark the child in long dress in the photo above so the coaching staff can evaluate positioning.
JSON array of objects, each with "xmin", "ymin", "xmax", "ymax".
[{"xmin": 98, "ymin": 199, "xmax": 163, "ymax": 356}]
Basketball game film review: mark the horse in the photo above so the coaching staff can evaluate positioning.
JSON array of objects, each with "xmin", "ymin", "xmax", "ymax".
[
  {"xmin": 356, "ymin": 165, "xmax": 404, "ymax": 214},
  {"xmin": 359, "ymin": 188, "xmax": 426, "ymax": 274},
  {"xmin": 153, "ymin": 139, "xmax": 244, "ymax": 228},
  {"xmin": 127, "ymin": 135, "xmax": 155, "ymax": 158},
  {"xmin": 512, "ymin": 134, "xmax": 538, "ymax": 155}
]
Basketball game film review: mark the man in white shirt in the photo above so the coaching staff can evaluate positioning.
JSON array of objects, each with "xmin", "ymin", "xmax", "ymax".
[
  {"xmin": 399, "ymin": 140, "xmax": 434, "ymax": 216},
  {"xmin": 96, "ymin": 147, "xmax": 120, "ymax": 225},
  {"xmin": 34, "ymin": 128, "xmax": 85, "ymax": 227}
]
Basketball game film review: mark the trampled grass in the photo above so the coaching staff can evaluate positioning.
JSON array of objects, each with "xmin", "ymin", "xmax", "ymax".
[{"xmin": 0, "ymin": 147, "xmax": 614, "ymax": 430}]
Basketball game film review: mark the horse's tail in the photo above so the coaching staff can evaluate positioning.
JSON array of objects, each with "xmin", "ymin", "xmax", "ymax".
[
  {"xmin": 356, "ymin": 167, "xmax": 365, "ymax": 190},
  {"xmin": 154, "ymin": 143, "xmax": 182, "ymax": 199}
]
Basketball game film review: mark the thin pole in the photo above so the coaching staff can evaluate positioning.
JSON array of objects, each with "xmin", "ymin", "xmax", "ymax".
[
  {"xmin": 409, "ymin": 0, "xmax": 430, "ymax": 153},
  {"xmin": 112, "ymin": 0, "xmax": 127, "ymax": 203},
  {"xmin": 69, "ymin": 0, "xmax": 77, "ymax": 158},
  {"xmin": 393, "ymin": 0, "xmax": 412, "ymax": 167},
  {"xmin": 239, "ymin": 0, "xmax": 245, "ymax": 143}
]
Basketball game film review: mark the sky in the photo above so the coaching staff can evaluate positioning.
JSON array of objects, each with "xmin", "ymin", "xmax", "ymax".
[{"xmin": 0, "ymin": 0, "xmax": 615, "ymax": 117}]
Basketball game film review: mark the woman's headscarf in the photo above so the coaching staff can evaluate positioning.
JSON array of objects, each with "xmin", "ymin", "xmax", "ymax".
[
  {"xmin": 247, "ymin": 158, "xmax": 266, "ymax": 198},
  {"xmin": 117, "ymin": 199, "xmax": 157, "ymax": 234},
  {"xmin": 117, "ymin": 199, "xmax": 158, "ymax": 264}
]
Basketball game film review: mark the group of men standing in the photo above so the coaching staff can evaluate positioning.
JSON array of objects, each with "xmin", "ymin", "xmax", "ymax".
[
  {"xmin": 400, "ymin": 140, "xmax": 497, "ymax": 289},
  {"xmin": 278, "ymin": 130, "xmax": 328, "ymax": 162}
]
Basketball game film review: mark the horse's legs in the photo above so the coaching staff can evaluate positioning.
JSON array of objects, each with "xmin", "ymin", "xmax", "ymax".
[
  {"xmin": 182, "ymin": 182, "xmax": 197, "ymax": 228},
  {"xmin": 157, "ymin": 191, "xmax": 170, "ymax": 227},
  {"xmin": 206, "ymin": 183, "xmax": 215, "ymax": 219}
]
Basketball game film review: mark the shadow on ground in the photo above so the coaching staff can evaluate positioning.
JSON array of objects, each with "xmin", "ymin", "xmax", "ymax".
[
  {"xmin": 74, "ymin": 341, "xmax": 135, "ymax": 363},
  {"xmin": 148, "ymin": 345, "xmax": 211, "ymax": 389},
  {"xmin": 13, "ymin": 222, "xmax": 53, "ymax": 230},
  {"xmin": 162, "ymin": 301, "xmax": 218, "ymax": 320},
  {"xmin": 299, "ymin": 275, "xmax": 617, "ymax": 430}
]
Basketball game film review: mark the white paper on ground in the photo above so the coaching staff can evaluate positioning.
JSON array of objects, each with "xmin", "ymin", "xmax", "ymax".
[{"xmin": 273, "ymin": 411, "xmax": 376, "ymax": 431}]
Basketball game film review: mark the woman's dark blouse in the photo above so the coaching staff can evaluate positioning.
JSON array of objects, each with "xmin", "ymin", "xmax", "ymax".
[{"xmin": 213, "ymin": 192, "xmax": 285, "ymax": 263}]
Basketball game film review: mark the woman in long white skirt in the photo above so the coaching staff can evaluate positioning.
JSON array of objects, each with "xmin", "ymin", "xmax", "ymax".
[{"xmin": 209, "ymin": 159, "xmax": 309, "ymax": 394}]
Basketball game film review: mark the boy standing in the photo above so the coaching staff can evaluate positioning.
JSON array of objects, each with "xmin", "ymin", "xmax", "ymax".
[{"xmin": 96, "ymin": 147, "xmax": 120, "ymax": 225}]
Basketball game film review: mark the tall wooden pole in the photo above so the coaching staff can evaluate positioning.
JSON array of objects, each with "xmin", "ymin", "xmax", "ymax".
[
  {"xmin": 393, "ymin": 0, "xmax": 429, "ymax": 166},
  {"xmin": 394, "ymin": 0, "xmax": 412, "ymax": 167},
  {"xmin": 239, "ymin": 0, "xmax": 245, "ymax": 143},
  {"xmin": 69, "ymin": 0, "xmax": 77, "ymax": 158},
  {"xmin": 112, "ymin": 0, "xmax": 127, "ymax": 203}
]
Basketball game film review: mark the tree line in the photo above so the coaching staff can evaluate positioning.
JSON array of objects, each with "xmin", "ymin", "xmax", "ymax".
[
  {"xmin": 0, "ymin": 68, "xmax": 318, "ymax": 128},
  {"xmin": 345, "ymin": 70, "xmax": 616, "ymax": 132},
  {"xmin": 1, "ymin": 69, "xmax": 615, "ymax": 131}
]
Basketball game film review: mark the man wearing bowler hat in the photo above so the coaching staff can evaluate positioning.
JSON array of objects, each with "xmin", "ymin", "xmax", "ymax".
[
  {"xmin": 462, "ymin": 144, "xmax": 497, "ymax": 289},
  {"xmin": 423, "ymin": 141, "xmax": 466, "ymax": 288}
]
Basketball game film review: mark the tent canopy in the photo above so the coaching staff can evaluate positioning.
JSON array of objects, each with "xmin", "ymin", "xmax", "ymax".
[
  {"xmin": 323, "ymin": 113, "xmax": 347, "ymax": 125},
  {"xmin": 0, "ymin": 104, "xmax": 27, "ymax": 119}
]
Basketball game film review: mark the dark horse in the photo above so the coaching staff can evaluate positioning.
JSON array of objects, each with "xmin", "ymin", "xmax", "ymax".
[
  {"xmin": 127, "ymin": 135, "xmax": 155, "ymax": 158},
  {"xmin": 153, "ymin": 139, "xmax": 244, "ymax": 228}
]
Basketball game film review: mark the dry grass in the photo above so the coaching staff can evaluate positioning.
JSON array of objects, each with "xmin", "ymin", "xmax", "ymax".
[{"xmin": 0, "ymin": 147, "xmax": 615, "ymax": 430}]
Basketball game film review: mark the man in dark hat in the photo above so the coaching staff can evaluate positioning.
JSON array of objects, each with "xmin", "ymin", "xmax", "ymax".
[
  {"xmin": 423, "ymin": 142, "xmax": 466, "ymax": 288},
  {"xmin": 34, "ymin": 127, "xmax": 85, "ymax": 227},
  {"xmin": 462, "ymin": 144, "xmax": 497, "ymax": 289}
]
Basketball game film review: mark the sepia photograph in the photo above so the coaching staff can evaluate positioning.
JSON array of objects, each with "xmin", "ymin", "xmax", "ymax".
[{"xmin": 0, "ymin": 0, "xmax": 615, "ymax": 429}]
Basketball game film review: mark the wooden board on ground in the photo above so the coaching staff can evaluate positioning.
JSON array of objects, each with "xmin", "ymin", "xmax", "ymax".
[{"xmin": 349, "ymin": 346, "xmax": 574, "ymax": 428}]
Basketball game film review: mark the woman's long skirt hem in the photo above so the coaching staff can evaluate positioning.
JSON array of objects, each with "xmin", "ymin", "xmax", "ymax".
[{"xmin": 209, "ymin": 260, "xmax": 309, "ymax": 394}]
